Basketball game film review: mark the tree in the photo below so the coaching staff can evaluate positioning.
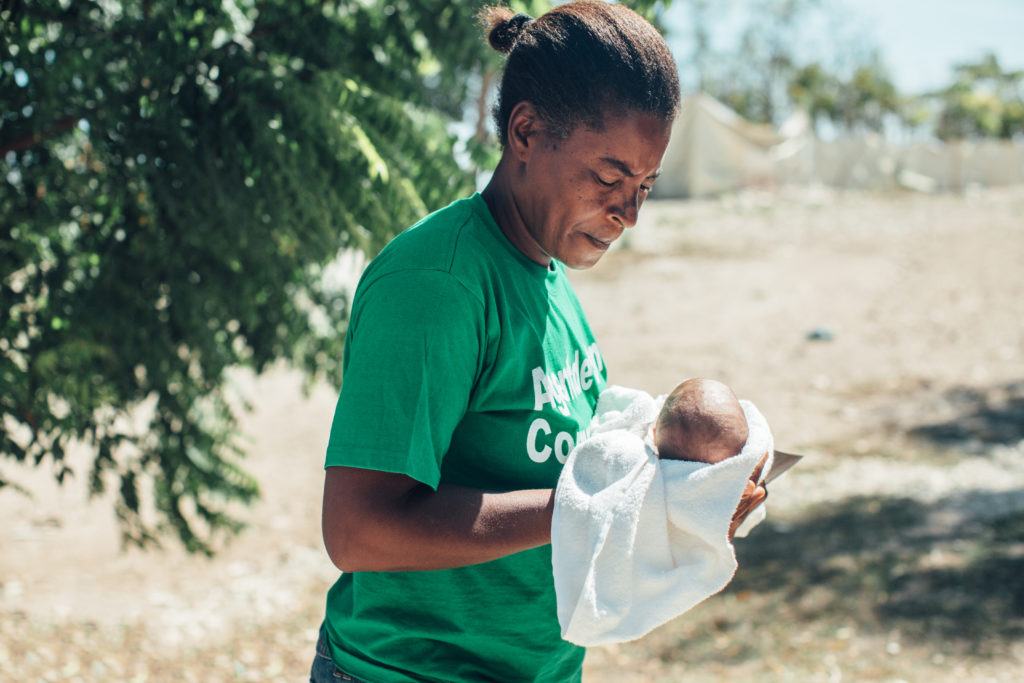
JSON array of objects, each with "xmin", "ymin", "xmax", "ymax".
[
  {"xmin": 675, "ymin": 0, "xmax": 719, "ymax": 92},
  {"xmin": 695, "ymin": 0, "xmax": 902, "ymax": 136},
  {"xmin": 837, "ymin": 54, "xmax": 900, "ymax": 134},
  {"xmin": 703, "ymin": 0, "xmax": 823, "ymax": 125},
  {"xmin": 1, "ymin": 0, "xmax": 489, "ymax": 555},
  {"xmin": 788, "ymin": 62, "xmax": 841, "ymax": 133},
  {"xmin": 1, "ymin": 0, "xmax": 673, "ymax": 554},
  {"xmin": 932, "ymin": 53, "xmax": 1024, "ymax": 141}
]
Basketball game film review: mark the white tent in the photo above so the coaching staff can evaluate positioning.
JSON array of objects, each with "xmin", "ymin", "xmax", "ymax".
[
  {"xmin": 653, "ymin": 93, "xmax": 1024, "ymax": 198},
  {"xmin": 653, "ymin": 94, "xmax": 795, "ymax": 199}
]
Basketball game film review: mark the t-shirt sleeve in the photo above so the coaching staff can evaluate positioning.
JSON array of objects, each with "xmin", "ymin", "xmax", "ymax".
[{"xmin": 324, "ymin": 269, "xmax": 483, "ymax": 490}]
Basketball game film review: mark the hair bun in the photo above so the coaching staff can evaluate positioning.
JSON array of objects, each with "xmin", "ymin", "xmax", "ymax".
[{"xmin": 488, "ymin": 12, "xmax": 534, "ymax": 54}]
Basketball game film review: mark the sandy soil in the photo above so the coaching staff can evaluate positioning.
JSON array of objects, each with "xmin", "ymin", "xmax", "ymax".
[{"xmin": 2, "ymin": 186, "xmax": 1023, "ymax": 682}]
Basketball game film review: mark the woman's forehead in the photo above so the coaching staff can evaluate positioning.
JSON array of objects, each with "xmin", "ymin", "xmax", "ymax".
[{"xmin": 568, "ymin": 115, "xmax": 671, "ymax": 172}]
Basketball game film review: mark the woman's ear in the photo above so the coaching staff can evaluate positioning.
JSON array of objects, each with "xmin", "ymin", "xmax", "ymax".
[{"xmin": 506, "ymin": 100, "xmax": 542, "ymax": 163}]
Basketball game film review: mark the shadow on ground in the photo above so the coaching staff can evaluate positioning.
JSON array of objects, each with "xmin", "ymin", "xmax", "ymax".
[
  {"xmin": 651, "ymin": 490, "xmax": 1024, "ymax": 667},
  {"xmin": 908, "ymin": 380, "xmax": 1024, "ymax": 448}
]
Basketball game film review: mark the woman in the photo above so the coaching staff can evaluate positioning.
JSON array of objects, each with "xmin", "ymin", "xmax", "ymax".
[{"xmin": 310, "ymin": 3, "xmax": 767, "ymax": 681}]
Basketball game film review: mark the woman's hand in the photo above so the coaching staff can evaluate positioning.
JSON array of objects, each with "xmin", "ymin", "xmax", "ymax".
[{"xmin": 727, "ymin": 451, "xmax": 769, "ymax": 541}]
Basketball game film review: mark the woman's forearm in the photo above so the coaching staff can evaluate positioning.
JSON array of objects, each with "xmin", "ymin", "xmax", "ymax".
[{"xmin": 324, "ymin": 471, "xmax": 556, "ymax": 572}]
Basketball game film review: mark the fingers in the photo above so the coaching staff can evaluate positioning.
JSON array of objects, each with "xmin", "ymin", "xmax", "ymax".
[
  {"xmin": 750, "ymin": 484, "xmax": 767, "ymax": 509},
  {"xmin": 730, "ymin": 481, "xmax": 755, "ymax": 525},
  {"xmin": 749, "ymin": 451, "xmax": 769, "ymax": 483},
  {"xmin": 728, "ymin": 482, "xmax": 768, "ymax": 541},
  {"xmin": 736, "ymin": 482, "xmax": 767, "ymax": 517}
]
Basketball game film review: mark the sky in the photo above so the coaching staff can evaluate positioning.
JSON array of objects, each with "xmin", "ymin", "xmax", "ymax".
[{"xmin": 662, "ymin": 0, "xmax": 1024, "ymax": 94}]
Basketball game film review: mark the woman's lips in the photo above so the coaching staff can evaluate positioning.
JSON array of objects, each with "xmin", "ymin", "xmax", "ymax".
[{"xmin": 583, "ymin": 232, "xmax": 613, "ymax": 250}]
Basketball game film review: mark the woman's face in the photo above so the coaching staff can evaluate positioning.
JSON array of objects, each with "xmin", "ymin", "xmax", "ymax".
[{"xmin": 513, "ymin": 106, "xmax": 673, "ymax": 269}]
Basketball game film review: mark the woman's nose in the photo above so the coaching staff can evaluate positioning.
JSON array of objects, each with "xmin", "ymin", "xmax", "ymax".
[{"xmin": 610, "ymin": 189, "xmax": 641, "ymax": 229}]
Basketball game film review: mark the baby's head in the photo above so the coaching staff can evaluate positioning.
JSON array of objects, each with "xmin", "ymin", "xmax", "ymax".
[{"xmin": 653, "ymin": 378, "xmax": 749, "ymax": 464}]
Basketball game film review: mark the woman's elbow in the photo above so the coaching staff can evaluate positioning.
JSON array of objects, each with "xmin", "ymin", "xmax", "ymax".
[
  {"xmin": 321, "ymin": 465, "xmax": 417, "ymax": 572},
  {"xmin": 322, "ymin": 504, "xmax": 372, "ymax": 572},
  {"xmin": 323, "ymin": 523, "xmax": 355, "ymax": 573}
]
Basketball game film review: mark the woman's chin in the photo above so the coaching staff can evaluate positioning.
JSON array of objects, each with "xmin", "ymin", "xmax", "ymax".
[
  {"xmin": 555, "ymin": 234, "xmax": 610, "ymax": 269},
  {"xmin": 560, "ymin": 249, "xmax": 606, "ymax": 270}
]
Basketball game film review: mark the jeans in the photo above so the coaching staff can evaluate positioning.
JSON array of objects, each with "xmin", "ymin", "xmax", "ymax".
[{"xmin": 309, "ymin": 622, "xmax": 368, "ymax": 683}]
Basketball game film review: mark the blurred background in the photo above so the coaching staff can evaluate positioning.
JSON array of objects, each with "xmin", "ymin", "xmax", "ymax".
[{"xmin": 2, "ymin": 1, "xmax": 1022, "ymax": 681}]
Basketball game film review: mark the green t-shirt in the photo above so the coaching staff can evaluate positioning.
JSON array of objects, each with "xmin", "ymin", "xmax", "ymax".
[{"xmin": 321, "ymin": 191, "xmax": 608, "ymax": 682}]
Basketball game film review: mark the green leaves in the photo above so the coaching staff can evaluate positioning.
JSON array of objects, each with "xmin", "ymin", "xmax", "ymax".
[
  {"xmin": 933, "ymin": 53, "xmax": 1024, "ymax": 141},
  {"xmin": 1, "ymin": 0, "xmax": 677, "ymax": 553},
  {"xmin": 1, "ymin": 0, "xmax": 481, "ymax": 553}
]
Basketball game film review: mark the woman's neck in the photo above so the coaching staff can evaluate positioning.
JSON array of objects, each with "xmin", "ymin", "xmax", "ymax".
[{"xmin": 480, "ymin": 162, "xmax": 552, "ymax": 268}]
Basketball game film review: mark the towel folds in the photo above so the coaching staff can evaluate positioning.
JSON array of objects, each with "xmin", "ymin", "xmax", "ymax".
[{"xmin": 551, "ymin": 385, "xmax": 773, "ymax": 646}]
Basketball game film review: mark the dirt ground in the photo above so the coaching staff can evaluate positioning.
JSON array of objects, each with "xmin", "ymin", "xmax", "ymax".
[{"xmin": 2, "ymin": 186, "xmax": 1023, "ymax": 682}]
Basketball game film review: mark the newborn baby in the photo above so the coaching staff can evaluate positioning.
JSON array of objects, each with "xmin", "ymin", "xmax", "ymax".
[
  {"xmin": 652, "ymin": 378, "xmax": 749, "ymax": 464},
  {"xmin": 552, "ymin": 379, "xmax": 774, "ymax": 647}
]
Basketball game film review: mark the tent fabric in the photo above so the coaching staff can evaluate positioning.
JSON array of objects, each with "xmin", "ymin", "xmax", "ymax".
[
  {"xmin": 653, "ymin": 94, "xmax": 1024, "ymax": 198},
  {"xmin": 655, "ymin": 94, "xmax": 784, "ymax": 199}
]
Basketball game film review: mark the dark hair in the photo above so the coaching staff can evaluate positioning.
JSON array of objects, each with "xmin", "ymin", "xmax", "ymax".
[
  {"xmin": 476, "ymin": 1, "xmax": 681, "ymax": 148},
  {"xmin": 655, "ymin": 378, "xmax": 748, "ymax": 463}
]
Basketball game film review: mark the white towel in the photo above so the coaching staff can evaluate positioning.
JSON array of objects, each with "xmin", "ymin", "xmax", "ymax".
[{"xmin": 551, "ymin": 385, "xmax": 774, "ymax": 646}]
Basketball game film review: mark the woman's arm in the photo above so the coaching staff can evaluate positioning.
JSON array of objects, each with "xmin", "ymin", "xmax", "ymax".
[
  {"xmin": 323, "ymin": 458, "xmax": 768, "ymax": 572},
  {"xmin": 322, "ymin": 466, "xmax": 555, "ymax": 572}
]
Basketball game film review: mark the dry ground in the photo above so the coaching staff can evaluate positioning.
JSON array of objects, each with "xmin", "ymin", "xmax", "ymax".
[{"xmin": 2, "ymin": 186, "xmax": 1023, "ymax": 682}]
